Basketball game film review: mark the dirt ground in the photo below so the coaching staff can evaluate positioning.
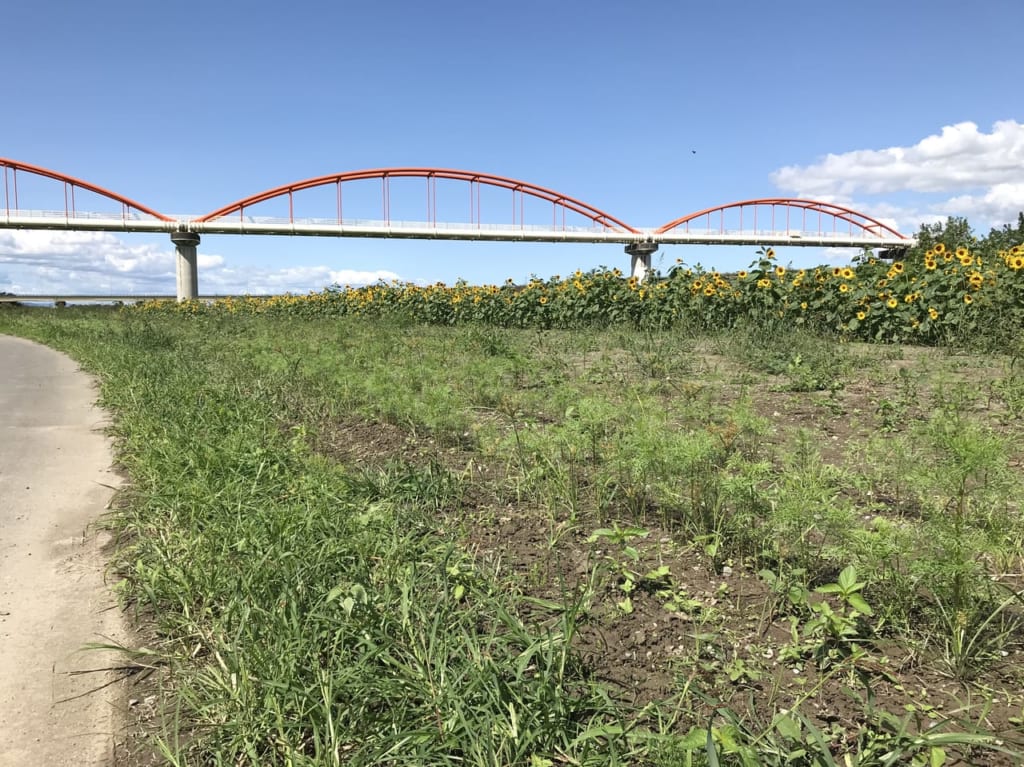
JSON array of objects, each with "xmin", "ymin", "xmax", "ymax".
[
  {"xmin": 0, "ymin": 336, "xmax": 131, "ymax": 766},
  {"xmin": 313, "ymin": 342, "xmax": 1024, "ymax": 765}
]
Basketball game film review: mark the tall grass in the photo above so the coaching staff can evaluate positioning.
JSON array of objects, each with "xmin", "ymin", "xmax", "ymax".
[{"xmin": 0, "ymin": 310, "xmax": 636, "ymax": 765}]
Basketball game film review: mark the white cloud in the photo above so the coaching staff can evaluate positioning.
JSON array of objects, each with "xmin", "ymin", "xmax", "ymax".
[
  {"xmin": 771, "ymin": 120, "xmax": 1024, "ymax": 197},
  {"xmin": 941, "ymin": 183, "xmax": 1024, "ymax": 224},
  {"xmin": 819, "ymin": 247, "xmax": 860, "ymax": 263},
  {"xmin": 0, "ymin": 230, "xmax": 399, "ymax": 295},
  {"xmin": 770, "ymin": 120, "xmax": 1024, "ymax": 233},
  {"xmin": 200, "ymin": 265, "xmax": 400, "ymax": 295}
]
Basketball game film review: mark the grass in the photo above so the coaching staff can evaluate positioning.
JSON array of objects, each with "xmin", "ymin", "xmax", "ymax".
[{"xmin": 1, "ymin": 306, "xmax": 1022, "ymax": 765}]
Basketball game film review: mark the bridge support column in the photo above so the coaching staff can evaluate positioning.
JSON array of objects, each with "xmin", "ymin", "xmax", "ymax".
[
  {"xmin": 625, "ymin": 242, "xmax": 659, "ymax": 281},
  {"xmin": 171, "ymin": 231, "xmax": 200, "ymax": 301}
]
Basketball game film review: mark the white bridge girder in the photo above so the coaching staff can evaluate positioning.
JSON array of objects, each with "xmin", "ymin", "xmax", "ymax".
[{"xmin": 1, "ymin": 212, "xmax": 915, "ymax": 301}]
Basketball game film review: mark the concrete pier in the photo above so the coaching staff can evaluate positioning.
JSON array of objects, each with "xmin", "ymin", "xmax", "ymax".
[
  {"xmin": 625, "ymin": 241, "xmax": 659, "ymax": 281},
  {"xmin": 171, "ymin": 231, "xmax": 200, "ymax": 301}
]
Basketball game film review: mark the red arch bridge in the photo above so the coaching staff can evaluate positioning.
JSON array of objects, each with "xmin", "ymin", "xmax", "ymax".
[{"xmin": 0, "ymin": 158, "xmax": 914, "ymax": 300}]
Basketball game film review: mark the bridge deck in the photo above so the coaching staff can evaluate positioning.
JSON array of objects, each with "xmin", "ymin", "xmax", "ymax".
[{"xmin": 0, "ymin": 213, "xmax": 914, "ymax": 249}]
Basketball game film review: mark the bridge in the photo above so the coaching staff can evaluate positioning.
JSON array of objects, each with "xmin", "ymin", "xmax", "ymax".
[{"xmin": 1, "ymin": 158, "xmax": 914, "ymax": 300}]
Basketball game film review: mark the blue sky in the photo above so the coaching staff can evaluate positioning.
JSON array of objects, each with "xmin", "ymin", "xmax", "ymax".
[{"xmin": 2, "ymin": 0, "xmax": 1023, "ymax": 294}]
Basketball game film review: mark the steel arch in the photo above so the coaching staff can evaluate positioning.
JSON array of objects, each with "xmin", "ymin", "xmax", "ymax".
[
  {"xmin": 655, "ymin": 198, "xmax": 908, "ymax": 239},
  {"xmin": 196, "ymin": 168, "xmax": 639, "ymax": 232},
  {"xmin": 0, "ymin": 157, "xmax": 172, "ymax": 221}
]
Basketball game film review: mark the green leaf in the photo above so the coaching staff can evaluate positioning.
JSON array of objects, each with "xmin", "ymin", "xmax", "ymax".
[
  {"xmin": 326, "ymin": 584, "xmax": 346, "ymax": 603},
  {"xmin": 846, "ymin": 593, "xmax": 874, "ymax": 616},
  {"xmin": 837, "ymin": 565, "xmax": 858, "ymax": 590},
  {"xmin": 706, "ymin": 724, "xmax": 721, "ymax": 767},
  {"xmin": 773, "ymin": 712, "xmax": 802, "ymax": 740}
]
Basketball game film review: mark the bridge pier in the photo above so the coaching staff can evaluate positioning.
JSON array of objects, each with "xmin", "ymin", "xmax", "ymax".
[
  {"xmin": 625, "ymin": 242, "xmax": 659, "ymax": 281},
  {"xmin": 171, "ymin": 231, "xmax": 200, "ymax": 301}
]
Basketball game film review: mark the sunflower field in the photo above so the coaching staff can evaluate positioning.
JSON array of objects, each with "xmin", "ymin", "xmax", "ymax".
[{"xmin": 139, "ymin": 240, "xmax": 1024, "ymax": 348}]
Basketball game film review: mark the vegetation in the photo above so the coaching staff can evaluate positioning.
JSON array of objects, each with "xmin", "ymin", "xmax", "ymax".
[
  {"xmin": 135, "ymin": 217, "xmax": 1024, "ymax": 354},
  {"xmin": 2, "ymin": 228, "xmax": 1024, "ymax": 765}
]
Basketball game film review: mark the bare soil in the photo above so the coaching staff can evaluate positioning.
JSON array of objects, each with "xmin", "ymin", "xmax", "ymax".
[{"xmin": 310, "ymin": 342, "xmax": 1024, "ymax": 764}]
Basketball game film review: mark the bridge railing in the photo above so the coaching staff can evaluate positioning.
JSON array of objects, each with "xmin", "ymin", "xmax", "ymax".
[{"xmin": 1, "ymin": 208, "xmax": 168, "ymax": 222}]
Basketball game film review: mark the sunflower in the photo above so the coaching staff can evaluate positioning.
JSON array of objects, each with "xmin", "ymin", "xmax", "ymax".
[
  {"xmin": 955, "ymin": 247, "xmax": 969, "ymax": 258},
  {"xmin": 841, "ymin": 267, "xmax": 855, "ymax": 279},
  {"xmin": 891, "ymin": 262, "xmax": 905, "ymax": 274},
  {"xmin": 963, "ymin": 294, "xmax": 973, "ymax": 305},
  {"xmin": 1010, "ymin": 256, "xmax": 1024, "ymax": 270},
  {"xmin": 765, "ymin": 248, "xmax": 775, "ymax": 259},
  {"xmin": 832, "ymin": 267, "xmax": 843, "ymax": 277},
  {"xmin": 924, "ymin": 259, "xmax": 937, "ymax": 271},
  {"xmin": 839, "ymin": 283, "xmax": 850, "ymax": 293},
  {"xmin": 737, "ymin": 270, "xmax": 748, "ymax": 279},
  {"xmin": 703, "ymin": 286, "xmax": 716, "ymax": 297},
  {"xmin": 934, "ymin": 243, "xmax": 947, "ymax": 255},
  {"xmin": 757, "ymin": 278, "xmax": 772, "ymax": 289},
  {"xmin": 856, "ymin": 311, "xmax": 866, "ymax": 321},
  {"xmin": 539, "ymin": 295, "xmax": 548, "ymax": 305},
  {"xmin": 929, "ymin": 307, "xmax": 939, "ymax": 320},
  {"xmin": 887, "ymin": 298, "xmax": 899, "ymax": 309},
  {"xmin": 775, "ymin": 265, "xmax": 786, "ymax": 277},
  {"xmin": 800, "ymin": 302, "xmax": 808, "ymax": 310}
]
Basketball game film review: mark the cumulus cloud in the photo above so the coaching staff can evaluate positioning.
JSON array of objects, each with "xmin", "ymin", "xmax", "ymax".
[
  {"xmin": 941, "ymin": 183, "xmax": 1024, "ymax": 224},
  {"xmin": 0, "ymin": 230, "xmax": 399, "ymax": 295},
  {"xmin": 770, "ymin": 120, "xmax": 1024, "ymax": 233},
  {"xmin": 200, "ymin": 265, "xmax": 400, "ymax": 295},
  {"xmin": 772, "ymin": 120, "xmax": 1024, "ymax": 197}
]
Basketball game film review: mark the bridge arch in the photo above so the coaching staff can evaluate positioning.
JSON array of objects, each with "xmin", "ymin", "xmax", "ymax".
[
  {"xmin": 656, "ymin": 198, "xmax": 907, "ymax": 239},
  {"xmin": 196, "ymin": 168, "xmax": 639, "ymax": 232},
  {"xmin": 0, "ymin": 158, "xmax": 172, "ymax": 221}
]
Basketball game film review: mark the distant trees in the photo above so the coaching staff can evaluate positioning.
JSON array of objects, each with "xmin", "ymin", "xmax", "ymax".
[{"xmin": 905, "ymin": 213, "xmax": 1024, "ymax": 260}]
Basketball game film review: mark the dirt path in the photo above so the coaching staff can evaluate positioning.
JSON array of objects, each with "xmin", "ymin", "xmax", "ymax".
[{"xmin": 0, "ymin": 335, "xmax": 128, "ymax": 766}]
